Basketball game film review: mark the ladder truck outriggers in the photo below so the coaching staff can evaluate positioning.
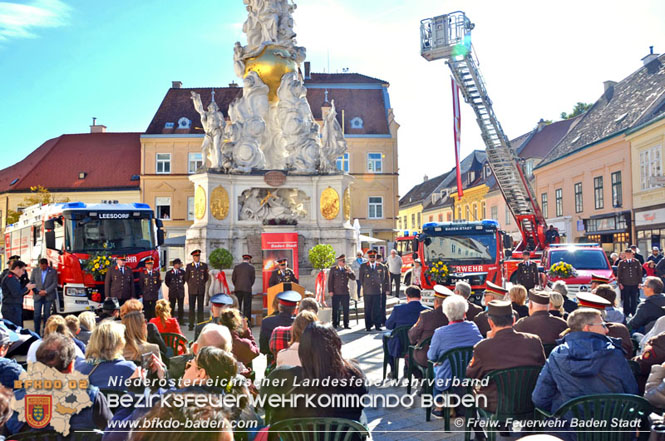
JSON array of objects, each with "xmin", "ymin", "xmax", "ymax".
[{"xmin": 415, "ymin": 12, "xmax": 549, "ymax": 297}]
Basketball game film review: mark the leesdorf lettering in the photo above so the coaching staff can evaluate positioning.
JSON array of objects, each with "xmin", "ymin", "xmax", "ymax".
[{"xmin": 99, "ymin": 213, "xmax": 130, "ymax": 219}]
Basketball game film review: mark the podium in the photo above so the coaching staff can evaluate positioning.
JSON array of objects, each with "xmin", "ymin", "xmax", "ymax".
[{"xmin": 266, "ymin": 282, "xmax": 305, "ymax": 315}]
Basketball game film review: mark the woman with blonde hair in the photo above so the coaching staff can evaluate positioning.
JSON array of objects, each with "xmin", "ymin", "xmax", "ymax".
[
  {"xmin": 120, "ymin": 299, "xmax": 144, "ymax": 319},
  {"xmin": 118, "ymin": 298, "xmax": 169, "ymax": 359},
  {"xmin": 122, "ymin": 311, "xmax": 161, "ymax": 362},
  {"xmin": 149, "ymin": 299, "xmax": 183, "ymax": 336},
  {"xmin": 78, "ymin": 311, "xmax": 97, "ymax": 344},
  {"xmin": 76, "ymin": 320, "xmax": 137, "ymax": 389},
  {"xmin": 548, "ymin": 291, "xmax": 566, "ymax": 319},
  {"xmin": 508, "ymin": 285, "xmax": 529, "ymax": 318},
  {"xmin": 277, "ymin": 311, "xmax": 318, "ymax": 367},
  {"xmin": 26, "ymin": 315, "xmax": 84, "ymax": 362}
]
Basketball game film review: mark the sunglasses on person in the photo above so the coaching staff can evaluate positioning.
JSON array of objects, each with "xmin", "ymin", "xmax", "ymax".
[
  {"xmin": 590, "ymin": 321, "xmax": 608, "ymax": 329},
  {"xmin": 368, "ymin": 256, "xmax": 376, "ymax": 259}
]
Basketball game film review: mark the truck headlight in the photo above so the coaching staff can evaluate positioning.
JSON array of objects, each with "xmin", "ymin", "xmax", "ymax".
[{"xmin": 65, "ymin": 287, "xmax": 87, "ymax": 297}]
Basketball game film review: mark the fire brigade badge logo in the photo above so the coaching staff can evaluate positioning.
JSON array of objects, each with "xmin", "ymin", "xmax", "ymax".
[{"xmin": 25, "ymin": 395, "xmax": 52, "ymax": 429}]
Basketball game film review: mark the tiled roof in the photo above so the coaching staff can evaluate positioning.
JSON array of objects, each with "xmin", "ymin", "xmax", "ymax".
[
  {"xmin": 145, "ymin": 75, "xmax": 390, "ymax": 135},
  {"xmin": 539, "ymin": 54, "xmax": 665, "ymax": 167},
  {"xmin": 439, "ymin": 150, "xmax": 487, "ymax": 189},
  {"xmin": 518, "ymin": 117, "xmax": 579, "ymax": 159},
  {"xmin": 0, "ymin": 133, "xmax": 141, "ymax": 193},
  {"xmin": 399, "ymin": 172, "xmax": 450, "ymax": 208}
]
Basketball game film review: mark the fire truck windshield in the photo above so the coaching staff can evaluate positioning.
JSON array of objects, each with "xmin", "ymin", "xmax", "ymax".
[
  {"xmin": 424, "ymin": 233, "xmax": 497, "ymax": 265},
  {"xmin": 549, "ymin": 249, "xmax": 610, "ymax": 270},
  {"xmin": 65, "ymin": 214, "xmax": 154, "ymax": 253}
]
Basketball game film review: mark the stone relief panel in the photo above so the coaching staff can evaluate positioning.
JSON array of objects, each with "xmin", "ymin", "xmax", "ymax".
[{"xmin": 238, "ymin": 187, "xmax": 310, "ymax": 224}]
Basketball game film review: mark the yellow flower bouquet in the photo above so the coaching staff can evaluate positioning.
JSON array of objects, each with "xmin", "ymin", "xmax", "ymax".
[
  {"xmin": 425, "ymin": 259, "xmax": 450, "ymax": 284},
  {"xmin": 84, "ymin": 252, "xmax": 113, "ymax": 281},
  {"xmin": 548, "ymin": 261, "xmax": 577, "ymax": 279}
]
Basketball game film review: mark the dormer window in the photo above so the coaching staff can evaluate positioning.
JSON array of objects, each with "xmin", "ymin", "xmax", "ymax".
[
  {"xmin": 350, "ymin": 117, "xmax": 364, "ymax": 129},
  {"xmin": 178, "ymin": 117, "xmax": 191, "ymax": 129},
  {"xmin": 484, "ymin": 164, "xmax": 492, "ymax": 178}
]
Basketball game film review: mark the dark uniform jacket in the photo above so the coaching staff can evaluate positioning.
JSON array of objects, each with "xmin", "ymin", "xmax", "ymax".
[
  {"xmin": 232, "ymin": 262, "xmax": 256, "ymax": 293},
  {"xmin": 259, "ymin": 311, "xmax": 294, "ymax": 355},
  {"xmin": 466, "ymin": 301, "xmax": 483, "ymax": 322},
  {"xmin": 139, "ymin": 269, "xmax": 161, "ymax": 301},
  {"xmin": 473, "ymin": 309, "xmax": 520, "ymax": 338},
  {"xmin": 617, "ymin": 259, "xmax": 643, "ymax": 286},
  {"xmin": 514, "ymin": 310, "xmax": 568, "ymax": 344},
  {"xmin": 1, "ymin": 268, "xmax": 29, "ymax": 289},
  {"xmin": 628, "ymin": 294, "xmax": 665, "ymax": 332},
  {"xmin": 104, "ymin": 265, "xmax": 135, "ymax": 301},
  {"xmin": 408, "ymin": 306, "xmax": 449, "ymax": 366},
  {"xmin": 194, "ymin": 316, "xmax": 220, "ymax": 341},
  {"xmin": 634, "ymin": 332, "xmax": 665, "ymax": 376},
  {"xmin": 1, "ymin": 273, "xmax": 27, "ymax": 305},
  {"xmin": 165, "ymin": 268, "xmax": 185, "ymax": 299},
  {"xmin": 607, "ymin": 322, "xmax": 634, "ymax": 358},
  {"xmin": 385, "ymin": 301, "xmax": 429, "ymax": 357},
  {"xmin": 185, "ymin": 262, "xmax": 209, "ymax": 296},
  {"xmin": 358, "ymin": 262, "xmax": 389, "ymax": 296},
  {"xmin": 467, "ymin": 327, "xmax": 546, "ymax": 412},
  {"xmin": 268, "ymin": 268, "xmax": 298, "ymax": 287},
  {"xmin": 327, "ymin": 265, "xmax": 356, "ymax": 295},
  {"xmin": 515, "ymin": 261, "xmax": 540, "ymax": 290}
]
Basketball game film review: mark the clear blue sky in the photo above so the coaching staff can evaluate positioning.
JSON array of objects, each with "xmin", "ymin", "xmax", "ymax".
[{"xmin": 1, "ymin": 0, "xmax": 665, "ymax": 193}]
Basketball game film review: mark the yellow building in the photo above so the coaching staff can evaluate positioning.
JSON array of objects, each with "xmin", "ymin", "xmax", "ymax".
[{"xmin": 452, "ymin": 184, "xmax": 488, "ymax": 221}]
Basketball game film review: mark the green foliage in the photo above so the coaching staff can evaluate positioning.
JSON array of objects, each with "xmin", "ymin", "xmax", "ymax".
[
  {"xmin": 308, "ymin": 244, "xmax": 336, "ymax": 270},
  {"xmin": 209, "ymin": 248, "xmax": 234, "ymax": 270},
  {"xmin": 561, "ymin": 102, "xmax": 592, "ymax": 120}
]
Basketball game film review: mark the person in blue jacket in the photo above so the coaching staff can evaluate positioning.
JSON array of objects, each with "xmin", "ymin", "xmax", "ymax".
[
  {"xmin": 532, "ymin": 307, "xmax": 638, "ymax": 416},
  {"xmin": 384, "ymin": 285, "xmax": 429, "ymax": 377}
]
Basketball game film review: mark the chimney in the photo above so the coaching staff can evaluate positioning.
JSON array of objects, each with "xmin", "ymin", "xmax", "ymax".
[
  {"xmin": 537, "ymin": 118, "xmax": 547, "ymax": 131},
  {"xmin": 172, "ymin": 81, "xmax": 183, "ymax": 89},
  {"xmin": 90, "ymin": 117, "xmax": 106, "ymax": 133},
  {"xmin": 603, "ymin": 80, "xmax": 617, "ymax": 92},
  {"xmin": 229, "ymin": 81, "xmax": 239, "ymax": 87},
  {"xmin": 304, "ymin": 61, "xmax": 311, "ymax": 80},
  {"xmin": 641, "ymin": 46, "xmax": 660, "ymax": 66},
  {"xmin": 423, "ymin": 174, "xmax": 429, "ymax": 182}
]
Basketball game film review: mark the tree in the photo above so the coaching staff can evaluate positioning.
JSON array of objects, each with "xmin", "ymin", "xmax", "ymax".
[
  {"xmin": 561, "ymin": 102, "xmax": 592, "ymax": 120},
  {"xmin": 6, "ymin": 186, "xmax": 69, "ymax": 225}
]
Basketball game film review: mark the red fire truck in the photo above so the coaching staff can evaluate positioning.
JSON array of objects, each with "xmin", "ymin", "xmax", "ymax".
[
  {"xmin": 394, "ymin": 233, "xmax": 417, "ymax": 285},
  {"xmin": 4, "ymin": 202, "xmax": 165, "ymax": 314}
]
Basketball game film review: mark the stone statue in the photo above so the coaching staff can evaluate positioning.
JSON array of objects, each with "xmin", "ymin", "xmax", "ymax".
[
  {"xmin": 191, "ymin": 91, "xmax": 225, "ymax": 169},
  {"xmin": 320, "ymin": 100, "xmax": 348, "ymax": 173},
  {"xmin": 238, "ymin": 187, "xmax": 309, "ymax": 222},
  {"xmin": 239, "ymin": 188, "xmax": 268, "ymax": 221}
]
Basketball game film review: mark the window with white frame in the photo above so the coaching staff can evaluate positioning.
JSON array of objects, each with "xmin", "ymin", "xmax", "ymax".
[
  {"xmin": 541, "ymin": 193, "xmax": 548, "ymax": 218},
  {"xmin": 156, "ymin": 197, "xmax": 171, "ymax": 220},
  {"xmin": 505, "ymin": 206, "xmax": 511, "ymax": 225},
  {"xmin": 611, "ymin": 171, "xmax": 622, "ymax": 207},
  {"xmin": 574, "ymin": 182, "xmax": 583, "ymax": 213},
  {"xmin": 336, "ymin": 153, "xmax": 349, "ymax": 172},
  {"xmin": 555, "ymin": 188, "xmax": 563, "ymax": 217},
  {"xmin": 490, "ymin": 206, "xmax": 498, "ymax": 220},
  {"xmin": 417, "ymin": 212, "xmax": 421, "ymax": 229},
  {"xmin": 367, "ymin": 153, "xmax": 382, "ymax": 173},
  {"xmin": 187, "ymin": 197, "xmax": 195, "ymax": 221},
  {"xmin": 188, "ymin": 152, "xmax": 203, "ymax": 174},
  {"xmin": 594, "ymin": 176, "xmax": 604, "ymax": 209},
  {"xmin": 156, "ymin": 153, "xmax": 171, "ymax": 174},
  {"xmin": 368, "ymin": 197, "xmax": 383, "ymax": 219},
  {"xmin": 640, "ymin": 146, "xmax": 662, "ymax": 190}
]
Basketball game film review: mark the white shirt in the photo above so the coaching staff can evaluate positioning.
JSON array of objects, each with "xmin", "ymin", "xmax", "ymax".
[
  {"xmin": 387, "ymin": 254, "xmax": 403, "ymax": 274},
  {"xmin": 27, "ymin": 338, "xmax": 85, "ymax": 363}
]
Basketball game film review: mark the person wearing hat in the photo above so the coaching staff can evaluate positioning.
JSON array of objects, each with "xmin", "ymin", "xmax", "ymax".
[
  {"xmin": 617, "ymin": 248, "xmax": 644, "ymax": 316},
  {"xmin": 0, "ymin": 260, "xmax": 35, "ymax": 328},
  {"xmin": 467, "ymin": 300, "xmax": 546, "ymax": 413},
  {"xmin": 575, "ymin": 292, "xmax": 633, "ymax": 357},
  {"xmin": 327, "ymin": 254, "xmax": 356, "ymax": 329},
  {"xmin": 427, "ymin": 295, "xmax": 482, "ymax": 419},
  {"xmin": 0, "ymin": 323, "xmax": 24, "ymax": 389},
  {"xmin": 515, "ymin": 250, "xmax": 540, "ymax": 291},
  {"xmin": 97, "ymin": 297, "xmax": 121, "ymax": 322},
  {"xmin": 0, "ymin": 255, "xmax": 30, "ymax": 290},
  {"xmin": 384, "ymin": 286, "xmax": 429, "ymax": 376},
  {"xmin": 139, "ymin": 258, "xmax": 161, "ymax": 321},
  {"xmin": 473, "ymin": 282, "xmax": 518, "ymax": 338},
  {"xmin": 232, "ymin": 254, "xmax": 256, "ymax": 320},
  {"xmin": 453, "ymin": 281, "xmax": 483, "ymax": 321},
  {"xmin": 268, "ymin": 258, "xmax": 299, "ymax": 288},
  {"xmin": 627, "ymin": 276, "xmax": 665, "ymax": 333},
  {"xmin": 514, "ymin": 290, "xmax": 567, "ymax": 345},
  {"xmin": 104, "ymin": 255, "xmax": 135, "ymax": 306},
  {"xmin": 359, "ymin": 249, "xmax": 390, "ymax": 331},
  {"xmin": 648, "ymin": 246, "xmax": 663, "ymax": 264},
  {"xmin": 185, "ymin": 249, "xmax": 210, "ymax": 330},
  {"xmin": 165, "ymin": 258, "xmax": 186, "ymax": 323},
  {"xmin": 532, "ymin": 307, "xmax": 638, "ymax": 416},
  {"xmin": 259, "ymin": 290, "xmax": 301, "ymax": 366},
  {"xmin": 590, "ymin": 273, "xmax": 610, "ymax": 291},
  {"xmin": 194, "ymin": 293, "xmax": 234, "ymax": 340},
  {"xmin": 409, "ymin": 285, "xmax": 451, "ymax": 368}
]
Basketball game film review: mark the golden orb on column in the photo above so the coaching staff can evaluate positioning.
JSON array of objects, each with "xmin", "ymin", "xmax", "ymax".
[{"xmin": 244, "ymin": 45, "xmax": 298, "ymax": 102}]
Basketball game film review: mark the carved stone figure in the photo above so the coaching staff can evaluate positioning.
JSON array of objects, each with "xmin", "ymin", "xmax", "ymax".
[
  {"xmin": 238, "ymin": 187, "xmax": 309, "ymax": 222},
  {"xmin": 320, "ymin": 100, "xmax": 348, "ymax": 173},
  {"xmin": 191, "ymin": 91, "xmax": 225, "ymax": 169}
]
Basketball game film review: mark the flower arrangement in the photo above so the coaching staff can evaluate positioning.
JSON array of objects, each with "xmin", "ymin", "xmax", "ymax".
[
  {"xmin": 84, "ymin": 252, "xmax": 112, "ymax": 281},
  {"xmin": 548, "ymin": 261, "xmax": 577, "ymax": 279},
  {"xmin": 425, "ymin": 259, "xmax": 450, "ymax": 284}
]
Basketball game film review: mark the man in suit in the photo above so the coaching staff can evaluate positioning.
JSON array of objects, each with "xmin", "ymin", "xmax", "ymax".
[
  {"xmin": 232, "ymin": 254, "xmax": 256, "ymax": 320},
  {"xmin": 194, "ymin": 293, "xmax": 234, "ymax": 340},
  {"xmin": 30, "ymin": 258, "xmax": 57, "ymax": 336},
  {"xmin": 454, "ymin": 281, "xmax": 483, "ymax": 321},
  {"xmin": 473, "ymin": 282, "xmax": 518, "ymax": 337},
  {"xmin": 139, "ymin": 258, "xmax": 161, "ymax": 321},
  {"xmin": 617, "ymin": 248, "xmax": 643, "ymax": 317},
  {"xmin": 515, "ymin": 251, "xmax": 539, "ymax": 291},
  {"xmin": 185, "ymin": 249, "xmax": 210, "ymax": 330},
  {"xmin": 268, "ymin": 258, "xmax": 298, "ymax": 287},
  {"xmin": 514, "ymin": 290, "xmax": 567, "ymax": 345},
  {"xmin": 359, "ymin": 250, "xmax": 389, "ymax": 331},
  {"xmin": 467, "ymin": 299, "xmax": 546, "ymax": 413},
  {"xmin": 408, "ymin": 284, "xmax": 450, "ymax": 368},
  {"xmin": 165, "ymin": 258, "xmax": 186, "ymax": 323},
  {"xmin": 104, "ymin": 255, "xmax": 135, "ymax": 305},
  {"xmin": 328, "ymin": 254, "xmax": 356, "ymax": 329},
  {"xmin": 259, "ymin": 290, "xmax": 300, "ymax": 367}
]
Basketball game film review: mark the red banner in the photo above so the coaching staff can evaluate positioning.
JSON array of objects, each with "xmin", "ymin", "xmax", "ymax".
[
  {"xmin": 261, "ymin": 232, "xmax": 299, "ymax": 294},
  {"xmin": 452, "ymin": 77, "xmax": 463, "ymax": 199},
  {"xmin": 315, "ymin": 270, "xmax": 327, "ymax": 307},
  {"xmin": 216, "ymin": 270, "xmax": 231, "ymax": 295}
]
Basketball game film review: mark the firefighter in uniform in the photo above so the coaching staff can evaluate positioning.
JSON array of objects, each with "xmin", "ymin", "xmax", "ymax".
[
  {"xmin": 474, "ymin": 282, "xmax": 519, "ymax": 337},
  {"xmin": 359, "ymin": 250, "xmax": 389, "ymax": 331},
  {"xmin": 408, "ymin": 284, "xmax": 451, "ymax": 368},
  {"xmin": 590, "ymin": 273, "xmax": 610, "ymax": 292},
  {"xmin": 575, "ymin": 292, "xmax": 634, "ymax": 357},
  {"xmin": 139, "ymin": 258, "xmax": 161, "ymax": 321},
  {"xmin": 514, "ymin": 290, "xmax": 568, "ymax": 345},
  {"xmin": 194, "ymin": 293, "xmax": 234, "ymax": 340},
  {"xmin": 1, "ymin": 256, "xmax": 30, "ymax": 289},
  {"xmin": 268, "ymin": 259, "xmax": 298, "ymax": 287},
  {"xmin": 327, "ymin": 254, "xmax": 356, "ymax": 329},
  {"xmin": 515, "ymin": 251, "xmax": 540, "ymax": 291},
  {"xmin": 165, "ymin": 258, "xmax": 186, "ymax": 323},
  {"xmin": 185, "ymin": 249, "xmax": 209, "ymax": 330},
  {"xmin": 104, "ymin": 255, "xmax": 135, "ymax": 305}
]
